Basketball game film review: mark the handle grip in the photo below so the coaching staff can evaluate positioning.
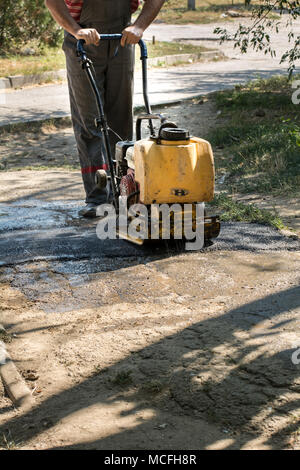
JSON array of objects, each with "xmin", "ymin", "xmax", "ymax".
[{"xmin": 77, "ymin": 34, "xmax": 148, "ymax": 59}]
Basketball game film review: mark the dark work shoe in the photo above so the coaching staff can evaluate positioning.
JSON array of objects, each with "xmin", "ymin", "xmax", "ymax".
[{"xmin": 78, "ymin": 203, "xmax": 99, "ymax": 218}]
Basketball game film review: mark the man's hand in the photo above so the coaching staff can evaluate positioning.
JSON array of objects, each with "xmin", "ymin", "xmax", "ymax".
[
  {"xmin": 121, "ymin": 25, "xmax": 144, "ymax": 46},
  {"xmin": 74, "ymin": 28, "xmax": 100, "ymax": 46},
  {"xmin": 121, "ymin": 0, "xmax": 165, "ymax": 47},
  {"xmin": 45, "ymin": 1, "xmax": 101, "ymax": 44}
]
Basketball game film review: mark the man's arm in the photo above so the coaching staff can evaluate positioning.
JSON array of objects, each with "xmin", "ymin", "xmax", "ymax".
[
  {"xmin": 121, "ymin": 0, "xmax": 165, "ymax": 46},
  {"xmin": 44, "ymin": 0, "xmax": 100, "ymax": 45}
]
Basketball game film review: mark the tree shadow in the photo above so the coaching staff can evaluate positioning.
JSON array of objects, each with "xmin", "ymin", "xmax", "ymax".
[{"xmin": 0, "ymin": 284, "xmax": 299, "ymax": 449}]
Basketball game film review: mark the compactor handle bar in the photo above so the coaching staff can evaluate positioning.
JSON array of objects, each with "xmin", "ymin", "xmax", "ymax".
[
  {"xmin": 76, "ymin": 34, "xmax": 148, "ymax": 59},
  {"xmin": 76, "ymin": 35, "xmax": 152, "ymax": 119},
  {"xmin": 74, "ymin": 34, "xmax": 155, "ymax": 205}
]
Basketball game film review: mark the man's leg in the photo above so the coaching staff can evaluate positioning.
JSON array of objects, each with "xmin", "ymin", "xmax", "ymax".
[
  {"xmin": 105, "ymin": 41, "xmax": 135, "ymax": 152},
  {"xmin": 64, "ymin": 34, "xmax": 109, "ymax": 207}
]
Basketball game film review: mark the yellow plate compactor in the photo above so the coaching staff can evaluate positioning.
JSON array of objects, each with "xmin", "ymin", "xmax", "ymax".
[{"xmin": 76, "ymin": 35, "xmax": 220, "ymax": 246}]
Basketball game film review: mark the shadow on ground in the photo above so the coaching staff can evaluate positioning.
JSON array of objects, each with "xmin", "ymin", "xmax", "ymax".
[{"xmin": 1, "ymin": 285, "xmax": 299, "ymax": 450}]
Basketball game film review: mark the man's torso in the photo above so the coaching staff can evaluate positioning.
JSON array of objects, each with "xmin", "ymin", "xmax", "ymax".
[{"xmin": 65, "ymin": 0, "xmax": 139, "ymax": 22}]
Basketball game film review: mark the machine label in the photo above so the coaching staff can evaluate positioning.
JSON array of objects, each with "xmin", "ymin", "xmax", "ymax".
[{"xmin": 172, "ymin": 189, "xmax": 189, "ymax": 197}]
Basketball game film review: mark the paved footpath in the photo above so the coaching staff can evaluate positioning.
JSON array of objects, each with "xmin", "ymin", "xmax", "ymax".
[{"xmin": 1, "ymin": 20, "xmax": 300, "ymax": 127}]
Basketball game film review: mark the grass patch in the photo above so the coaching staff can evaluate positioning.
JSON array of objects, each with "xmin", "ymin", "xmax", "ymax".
[
  {"xmin": 0, "ymin": 117, "xmax": 72, "ymax": 136},
  {"xmin": 0, "ymin": 41, "xmax": 210, "ymax": 78},
  {"xmin": 142, "ymin": 0, "xmax": 254, "ymax": 24},
  {"xmin": 210, "ymin": 193, "xmax": 285, "ymax": 230},
  {"xmin": 1, "ymin": 165, "xmax": 80, "ymax": 172},
  {"xmin": 0, "ymin": 431, "xmax": 21, "ymax": 450},
  {"xmin": 141, "ymin": 379, "xmax": 165, "ymax": 395},
  {"xmin": 112, "ymin": 370, "xmax": 133, "ymax": 387},
  {"xmin": 0, "ymin": 328, "xmax": 12, "ymax": 344},
  {"xmin": 208, "ymin": 75, "xmax": 300, "ymax": 197},
  {"xmin": 146, "ymin": 40, "xmax": 210, "ymax": 58},
  {"xmin": 0, "ymin": 47, "xmax": 66, "ymax": 78}
]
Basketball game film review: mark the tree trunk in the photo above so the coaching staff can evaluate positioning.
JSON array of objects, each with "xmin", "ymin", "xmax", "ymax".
[{"xmin": 188, "ymin": 0, "xmax": 196, "ymax": 10}]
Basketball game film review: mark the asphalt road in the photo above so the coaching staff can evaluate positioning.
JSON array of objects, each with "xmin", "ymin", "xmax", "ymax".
[
  {"xmin": 0, "ymin": 199, "xmax": 298, "ymax": 267},
  {"xmin": 1, "ymin": 61, "xmax": 287, "ymax": 127},
  {"xmin": 1, "ymin": 20, "xmax": 300, "ymax": 126}
]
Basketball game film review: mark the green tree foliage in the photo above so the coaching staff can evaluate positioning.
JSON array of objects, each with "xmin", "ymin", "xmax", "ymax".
[
  {"xmin": 215, "ymin": 1, "xmax": 300, "ymax": 76},
  {"xmin": 0, "ymin": 0, "xmax": 62, "ymax": 54}
]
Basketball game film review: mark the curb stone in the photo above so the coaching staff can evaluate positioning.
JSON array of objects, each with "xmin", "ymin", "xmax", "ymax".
[
  {"xmin": 0, "ymin": 69, "xmax": 67, "ymax": 90},
  {"xmin": 8, "ymin": 69, "xmax": 67, "ymax": 89},
  {"xmin": 0, "ymin": 325, "xmax": 34, "ymax": 409},
  {"xmin": 0, "ymin": 94, "xmax": 205, "ymax": 130},
  {"xmin": 147, "ymin": 50, "xmax": 222, "ymax": 67},
  {"xmin": 0, "ymin": 78, "xmax": 11, "ymax": 90},
  {"xmin": 0, "ymin": 51, "xmax": 223, "ymax": 90}
]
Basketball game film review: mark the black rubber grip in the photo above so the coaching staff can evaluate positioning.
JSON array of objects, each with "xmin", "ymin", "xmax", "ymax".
[{"xmin": 77, "ymin": 35, "xmax": 148, "ymax": 59}]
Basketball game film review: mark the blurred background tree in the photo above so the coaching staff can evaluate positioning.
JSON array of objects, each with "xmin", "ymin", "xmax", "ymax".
[
  {"xmin": 188, "ymin": 0, "xmax": 196, "ymax": 10},
  {"xmin": 215, "ymin": 0, "xmax": 300, "ymax": 76},
  {"xmin": 0, "ymin": 0, "xmax": 62, "ymax": 55}
]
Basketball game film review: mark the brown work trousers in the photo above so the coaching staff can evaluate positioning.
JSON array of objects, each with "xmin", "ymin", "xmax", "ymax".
[{"xmin": 62, "ymin": 0, "xmax": 134, "ymax": 203}]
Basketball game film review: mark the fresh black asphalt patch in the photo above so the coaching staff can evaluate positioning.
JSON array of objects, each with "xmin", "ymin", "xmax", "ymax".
[{"xmin": 0, "ymin": 222, "xmax": 299, "ymax": 267}]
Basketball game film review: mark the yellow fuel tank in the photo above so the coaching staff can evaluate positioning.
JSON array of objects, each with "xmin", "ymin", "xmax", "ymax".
[{"xmin": 133, "ymin": 131, "xmax": 215, "ymax": 205}]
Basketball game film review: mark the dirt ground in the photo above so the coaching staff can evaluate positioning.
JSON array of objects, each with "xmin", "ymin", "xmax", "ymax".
[
  {"xmin": 1, "ymin": 251, "xmax": 300, "ymax": 450},
  {"xmin": 0, "ymin": 98, "xmax": 300, "ymax": 450},
  {"xmin": 0, "ymin": 100, "xmax": 217, "ymax": 172}
]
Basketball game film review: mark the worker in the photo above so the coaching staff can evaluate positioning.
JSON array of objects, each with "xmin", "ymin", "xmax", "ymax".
[{"xmin": 45, "ymin": 0, "xmax": 165, "ymax": 217}]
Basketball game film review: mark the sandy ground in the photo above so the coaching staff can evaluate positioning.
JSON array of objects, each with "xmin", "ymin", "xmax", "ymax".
[
  {"xmin": 0, "ymin": 252, "xmax": 300, "ymax": 450},
  {"xmin": 0, "ymin": 99, "xmax": 300, "ymax": 450}
]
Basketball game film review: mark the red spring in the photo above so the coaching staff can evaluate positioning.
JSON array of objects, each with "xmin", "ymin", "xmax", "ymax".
[{"xmin": 120, "ymin": 169, "xmax": 140, "ymax": 205}]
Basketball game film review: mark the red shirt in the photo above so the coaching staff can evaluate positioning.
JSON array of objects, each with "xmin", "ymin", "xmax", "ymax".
[{"xmin": 65, "ymin": 1, "xmax": 140, "ymax": 22}]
